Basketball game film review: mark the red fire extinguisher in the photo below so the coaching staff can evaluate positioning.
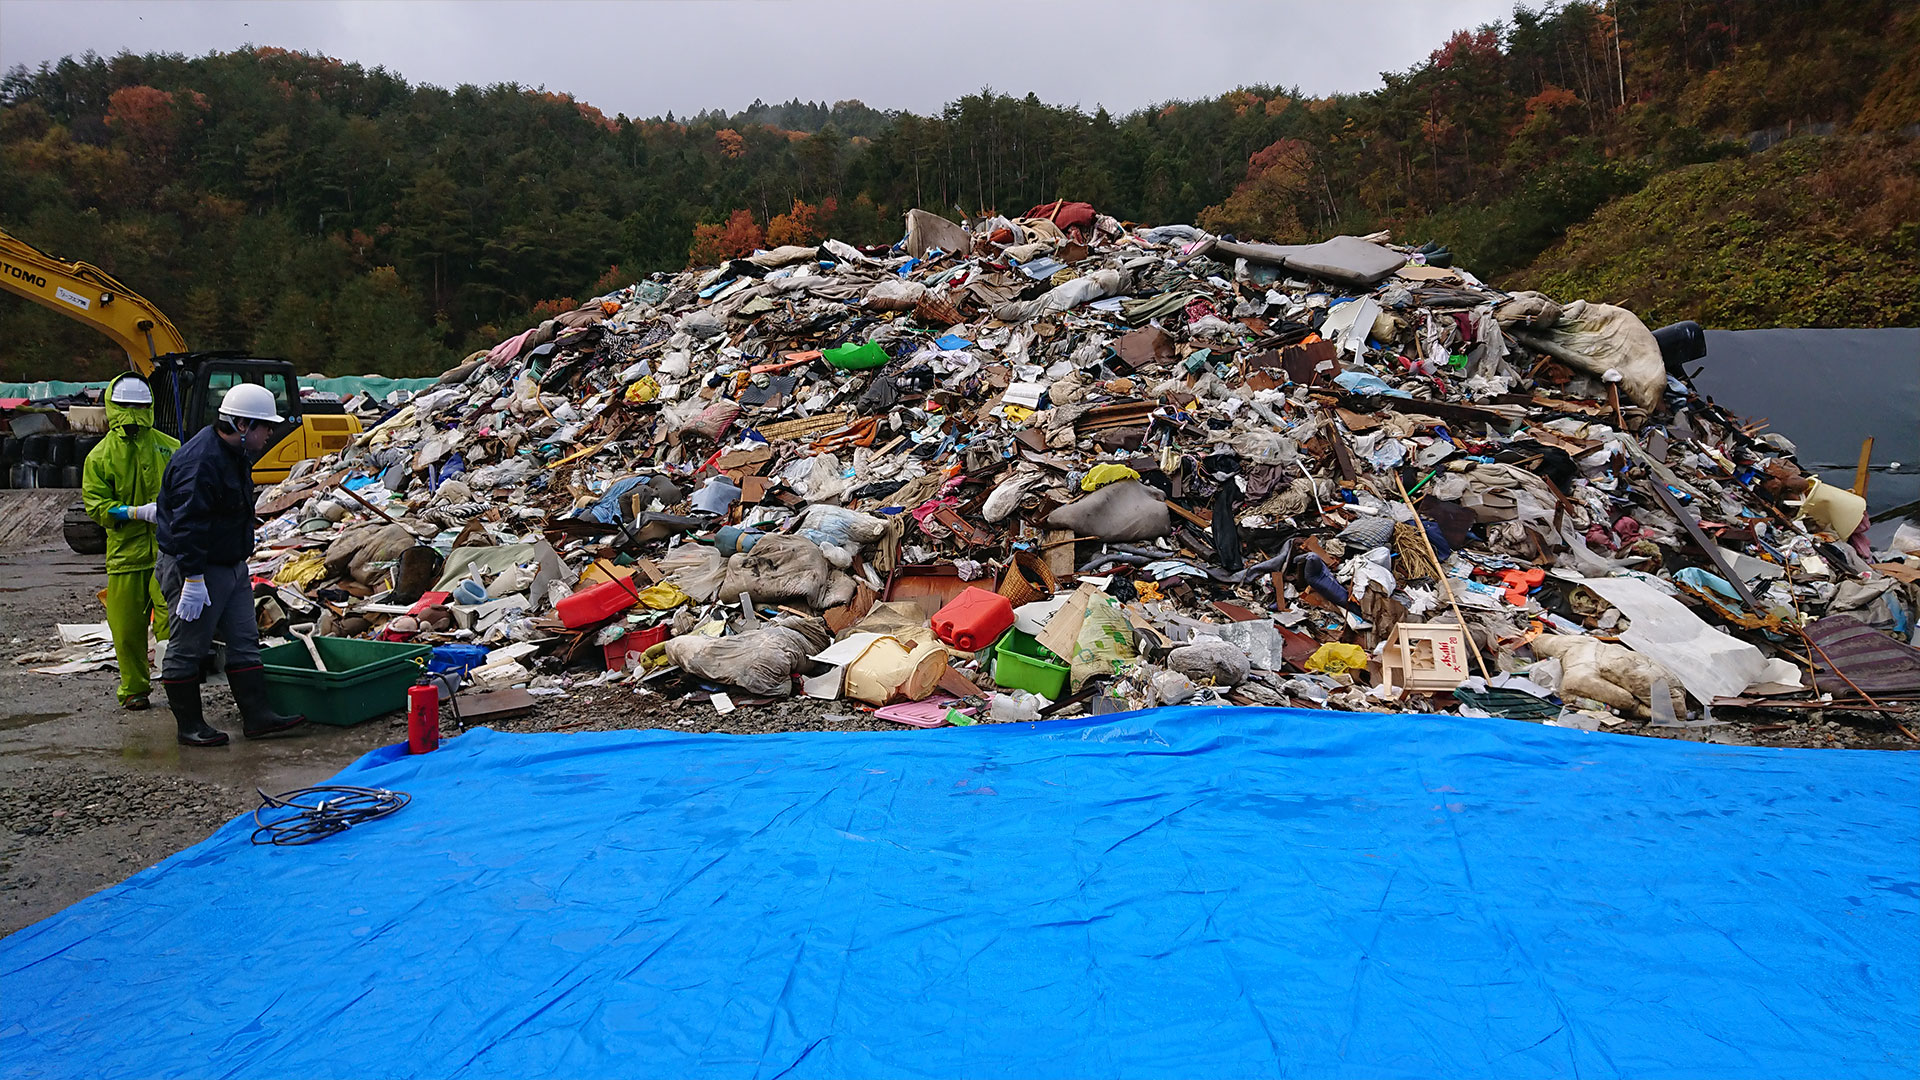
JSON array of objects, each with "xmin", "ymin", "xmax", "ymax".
[{"xmin": 407, "ymin": 682, "xmax": 440, "ymax": 754}]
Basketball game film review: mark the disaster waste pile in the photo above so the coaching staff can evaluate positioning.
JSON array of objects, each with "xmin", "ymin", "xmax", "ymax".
[{"xmin": 237, "ymin": 204, "xmax": 1920, "ymax": 732}]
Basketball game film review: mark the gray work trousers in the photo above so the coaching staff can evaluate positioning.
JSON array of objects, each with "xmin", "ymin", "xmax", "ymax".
[{"xmin": 156, "ymin": 553, "xmax": 259, "ymax": 681}]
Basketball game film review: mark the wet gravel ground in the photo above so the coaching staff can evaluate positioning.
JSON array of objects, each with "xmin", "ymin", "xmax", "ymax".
[
  {"xmin": 0, "ymin": 766, "xmax": 255, "ymax": 935},
  {"xmin": 493, "ymin": 680, "xmax": 1919, "ymax": 751},
  {"xmin": 488, "ymin": 687, "xmax": 925, "ymax": 735},
  {"xmin": 0, "ymin": 766, "xmax": 251, "ymax": 839},
  {"xmin": 1626, "ymin": 707, "xmax": 1919, "ymax": 750}
]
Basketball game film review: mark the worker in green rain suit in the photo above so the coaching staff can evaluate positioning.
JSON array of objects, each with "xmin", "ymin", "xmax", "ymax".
[{"xmin": 81, "ymin": 374, "xmax": 180, "ymax": 709}]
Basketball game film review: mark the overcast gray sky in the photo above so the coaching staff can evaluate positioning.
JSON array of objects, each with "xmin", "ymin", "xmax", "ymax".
[{"xmin": 0, "ymin": 1, "xmax": 1516, "ymax": 119}]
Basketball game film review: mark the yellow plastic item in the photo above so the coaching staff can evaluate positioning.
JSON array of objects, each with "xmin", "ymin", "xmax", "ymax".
[
  {"xmin": 843, "ymin": 637, "xmax": 950, "ymax": 706},
  {"xmin": 1081, "ymin": 463, "xmax": 1142, "ymax": 492},
  {"xmin": 1305, "ymin": 642, "xmax": 1369, "ymax": 676},
  {"xmin": 1799, "ymin": 478, "xmax": 1866, "ymax": 539},
  {"xmin": 635, "ymin": 581, "xmax": 691, "ymax": 610},
  {"xmin": 576, "ymin": 558, "xmax": 634, "ymax": 589},
  {"xmin": 624, "ymin": 376, "xmax": 661, "ymax": 404},
  {"xmin": 272, "ymin": 550, "xmax": 330, "ymax": 588}
]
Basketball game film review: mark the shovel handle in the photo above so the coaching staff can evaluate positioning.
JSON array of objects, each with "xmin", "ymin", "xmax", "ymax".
[{"xmin": 290, "ymin": 622, "xmax": 329, "ymax": 673}]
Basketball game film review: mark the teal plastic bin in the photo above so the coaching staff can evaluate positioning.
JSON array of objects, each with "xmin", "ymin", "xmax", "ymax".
[
  {"xmin": 260, "ymin": 637, "xmax": 431, "ymax": 727},
  {"xmin": 991, "ymin": 629, "xmax": 1070, "ymax": 700}
]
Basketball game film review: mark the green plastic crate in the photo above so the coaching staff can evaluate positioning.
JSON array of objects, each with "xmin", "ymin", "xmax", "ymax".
[
  {"xmin": 260, "ymin": 637, "xmax": 431, "ymax": 727},
  {"xmin": 991, "ymin": 629, "xmax": 1070, "ymax": 700}
]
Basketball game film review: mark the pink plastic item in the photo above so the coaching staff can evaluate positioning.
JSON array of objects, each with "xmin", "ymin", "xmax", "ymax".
[
  {"xmin": 874, "ymin": 696, "xmax": 975, "ymax": 729},
  {"xmin": 930, "ymin": 587, "xmax": 1015, "ymax": 652}
]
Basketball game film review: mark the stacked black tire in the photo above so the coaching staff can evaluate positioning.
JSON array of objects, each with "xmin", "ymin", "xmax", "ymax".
[
  {"xmin": 0, "ymin": 431, "xmax": 100, "ymax": 489},
  {"xmin": 63, "ymin": 503, "xmax": 107, "ymax": 555}
]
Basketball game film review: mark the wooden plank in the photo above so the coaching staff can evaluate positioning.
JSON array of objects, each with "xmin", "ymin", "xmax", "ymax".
[
  {"xmin": 1650, "ymin": 480, "xmax": 1761, "ymax": 612},
  {"xmin": 1045, "ymin": 529, "xmax": 1078, "ymax": 581},
  {"xmin": 452, "ymin": 687, "xmax": 537, "ymax": 723},
  {"xmin": 1329, "ymin": 431, "xmax": 1357, "ymax": 484},
  {"xmin": 938, "ymin": 666, "xmax": 982, "ymax": 698},
  {"xmin": 1165, "ymin": 500, "xmax": 1213, "ymax": 529}
]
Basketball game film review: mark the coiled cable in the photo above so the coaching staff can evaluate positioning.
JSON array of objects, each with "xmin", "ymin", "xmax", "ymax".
[{"xmin": 251, "ymin": 785, "xmax": 411, "ymax": 846}]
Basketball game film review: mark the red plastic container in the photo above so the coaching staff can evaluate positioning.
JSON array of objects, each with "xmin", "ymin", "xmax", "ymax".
[
  {"xmin": 557, "ymin": 574, "xmax": 644, "ymax": 629},
  {"xmin": 602, "ymin": 623, "xmax": 670, "ymax": 669},
  {"xmin": 930, "ymin": 587, "xmax": 1016, "ymax": 652},
  {"xmin": 407, "ymin": 683, "xmax": 440, "ymax": 754},
  {"xmin": 407, "ymin": 590, "xmax": 451, "ymax": 615}
]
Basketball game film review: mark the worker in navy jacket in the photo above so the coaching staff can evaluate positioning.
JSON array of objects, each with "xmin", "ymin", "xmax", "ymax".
[{"xmin": 155, "ymin": 382, "xmax": 305, "ymax": 747}]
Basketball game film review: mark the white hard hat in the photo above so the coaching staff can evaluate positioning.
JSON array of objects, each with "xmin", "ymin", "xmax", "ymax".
[
  {"xmin": 219, "ymin": 382, "xmax": 283, "ymax": 423},
  {"xmin": 109, "ymin": 377, "xmax": 153, "ymax": 405}
]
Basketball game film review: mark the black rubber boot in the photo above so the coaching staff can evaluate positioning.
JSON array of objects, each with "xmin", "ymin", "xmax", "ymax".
[
  {"xmin": 228, "ymin": 665, "xmax": 305, "ymax": 739},
  {"xmin": 163, "ymin": 678, "xmax": 229, "ymax": 747}
]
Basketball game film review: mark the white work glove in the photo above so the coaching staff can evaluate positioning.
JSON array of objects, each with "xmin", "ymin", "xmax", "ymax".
[
  {"xmin": 174, "ymin": 575, "xmax": 209, "ymax": 622},
  {"xmin": 129, "ymin": 503, "xmax": 158, "ymax": 524}
]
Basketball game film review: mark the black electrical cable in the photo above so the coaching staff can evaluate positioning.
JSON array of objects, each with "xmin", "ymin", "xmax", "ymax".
[
  {"xmin": 422, "ymin": 670, "xmax": 465, "ymax": 731},
  {"xmin": 251, "ymin": 785, "xmax": 411, "ymax": 846}
]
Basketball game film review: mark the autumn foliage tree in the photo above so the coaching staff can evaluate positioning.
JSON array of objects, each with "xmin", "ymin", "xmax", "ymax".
[
  {"xmin": 688, "ymin": 209, "xmax": 765, "ymax": 265},
  {"xmin": 591, "ymin": 264, "xmax": 628, "ymax": 293},
  {"xmin": 1506, "ymin": 85, "xmax": 1582, "ymax": 168},
  {"xmin": 1198, "ymin": 138, "xmax": 1315, "ymax": 241},
  {"xmin": 765, "ymin": 199, "xmax": 820, "ymax": 247},
  {"xmin": 104, "ymin": 84, "xmax": 207, "ymax": 189}
]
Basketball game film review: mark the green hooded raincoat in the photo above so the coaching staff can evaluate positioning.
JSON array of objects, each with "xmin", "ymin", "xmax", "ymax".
[{"xmin": 81, "ymin": 374, "xmax": 180, "ymax": 703}]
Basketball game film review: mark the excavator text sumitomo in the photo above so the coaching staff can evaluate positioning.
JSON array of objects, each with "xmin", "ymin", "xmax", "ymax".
[{"xmin": 2, "ymin": 227, "xmax": 361, "ymax": 484}]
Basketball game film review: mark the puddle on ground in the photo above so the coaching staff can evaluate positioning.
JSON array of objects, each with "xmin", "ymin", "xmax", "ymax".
[
  {"xmin": 0, "ymin": 711, "xmax": 70, "ymax": 730},
  {"xmin": 120, "ymin": 738, "xmax": 182, "ymax": 768}
]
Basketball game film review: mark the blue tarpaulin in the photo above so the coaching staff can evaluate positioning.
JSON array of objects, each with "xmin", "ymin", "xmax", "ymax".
[{"xmin": 3, "ymin": 707, "xmax": 1915, "ymax": 1079}]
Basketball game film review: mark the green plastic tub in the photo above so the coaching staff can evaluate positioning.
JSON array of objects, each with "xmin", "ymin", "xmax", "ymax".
[
  {"xmin": 991, "ymin": 629, "xmax": 1070, "ymax": 700},
  {"xmin": 260, "ymin": 637, "xmax": 431, "ymax": 727}
]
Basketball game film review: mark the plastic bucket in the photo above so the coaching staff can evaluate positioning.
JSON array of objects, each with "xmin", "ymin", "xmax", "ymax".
[
  {"xmin": 602, "ymin": 623, "xmax": 669, "ymax": 668},
  {"xmin": 260, "ymin": 637, "xmax": 430, "ymax": 726},
  {"xmin": 991, "ymin": 629, "xmax": 1069, "ymax": 700}
]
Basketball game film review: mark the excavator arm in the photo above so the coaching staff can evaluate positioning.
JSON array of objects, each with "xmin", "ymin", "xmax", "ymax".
[
  {"xmin": 0, "ymin": 227, "xmax": 189, "ymax": 368},
  {"xmin": 2, "ymin": 225, "xmax": 361, "ymax": 484}
]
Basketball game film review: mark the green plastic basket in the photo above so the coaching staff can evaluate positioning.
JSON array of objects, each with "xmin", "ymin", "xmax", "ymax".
[
  {"xmin": 260, "ymin": 637, "xmax": 431, "ymax": 727},
  {"xmin": 991, "ymin": 629, "xmax": 1070, "ymax": 700}
]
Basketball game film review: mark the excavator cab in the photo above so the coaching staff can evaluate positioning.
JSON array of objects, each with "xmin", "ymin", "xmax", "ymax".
[{"xmin": 147, "ymin": 353, "xmax": 360, "ymax": 483}]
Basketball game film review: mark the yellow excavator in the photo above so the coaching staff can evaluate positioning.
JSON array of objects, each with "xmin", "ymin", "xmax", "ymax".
[{"xmin": 1, "ymin": 227, "xmax": 360, "ymax": 483}]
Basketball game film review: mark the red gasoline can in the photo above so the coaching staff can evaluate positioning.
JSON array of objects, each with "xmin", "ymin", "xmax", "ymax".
[
  {"xmin": 407, "ymin": 683, "xmax": 440, "ymax": 754},
  {"xmin": 930, "ymin": 587, "xmax": 1016, "ymax": 653},
  {"xmin": 555, "ymin": 574, "xmax": 644, "ymax": 629}
]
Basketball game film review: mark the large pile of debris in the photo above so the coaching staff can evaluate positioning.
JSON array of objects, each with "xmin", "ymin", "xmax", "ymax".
[{"xmin": 245, "ymin": 204, "xmax": 1920, "ymax": 731}]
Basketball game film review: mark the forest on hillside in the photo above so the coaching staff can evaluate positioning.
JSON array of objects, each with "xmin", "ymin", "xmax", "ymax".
[{"xmin": 1, "ymin": 0, "xmax": 1914, "ymax": 379}]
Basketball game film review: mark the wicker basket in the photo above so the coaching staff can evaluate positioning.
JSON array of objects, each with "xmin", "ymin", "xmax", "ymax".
[
  {"xmin": 997, "ymin": 550, "xmax": 1057, "ymax": 606},
  {"xmin": 916, "ymin": 294, "xmax": 964, "ymax": 328}
]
